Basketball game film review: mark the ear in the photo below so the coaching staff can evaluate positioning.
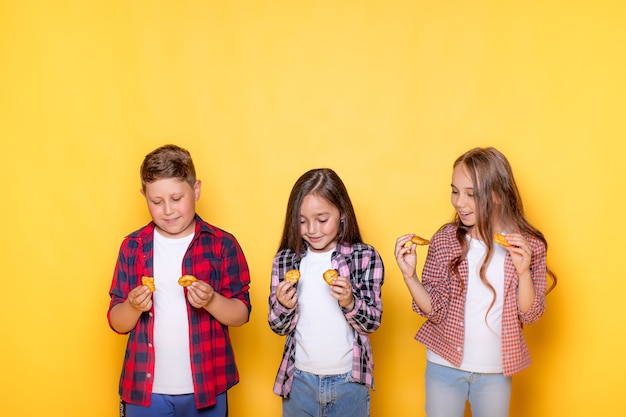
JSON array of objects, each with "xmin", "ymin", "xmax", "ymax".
[{"xmin": 193, "ymin": 180, "xmax": 202, "ymax": 201}]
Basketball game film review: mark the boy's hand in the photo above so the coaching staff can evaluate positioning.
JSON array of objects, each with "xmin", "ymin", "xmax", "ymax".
[
  {"xmin": 128, "ymin": 285, "xmax": 153, "ymax": 312},
  {"xmin": 186, "ymin": 280, "xmax": 216, "ymax": 309}
]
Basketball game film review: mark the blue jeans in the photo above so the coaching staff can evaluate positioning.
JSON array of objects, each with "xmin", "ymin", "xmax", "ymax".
[
  {"xmin": 124, "ymin": 393, "xmax": 227, "ymax": 417},
  {"xmin": 425, "ymin": 361, "xmax": 511, "ymax": 417},
  {"xmin": 283, "ymin": 368, "xmax": 370, "ymax": 417}
]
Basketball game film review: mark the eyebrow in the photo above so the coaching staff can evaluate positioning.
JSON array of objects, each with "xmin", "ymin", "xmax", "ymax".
[
  {"xmin": 301, "ymin": 212, "xmax": 332, "ymax": 218},
  {"xmin": 450, "ymin": 184, "xmax": 473, "ymax": 190}
]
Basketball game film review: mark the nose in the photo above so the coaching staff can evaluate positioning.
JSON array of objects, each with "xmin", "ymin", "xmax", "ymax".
[
  {"xmin": 306, "ymin": 221, "xmax": 318, "ymax": 235},
  {"xmin": 451, "ymin": 195, "xmax": 466, "ymax": 211},
  {"xmin": 163, "ymin": 200, "xmax": 174, "ymax": 215},
  {"xmin": 455, "ymin": 193, "xmax": 470, "ymax": 207}
]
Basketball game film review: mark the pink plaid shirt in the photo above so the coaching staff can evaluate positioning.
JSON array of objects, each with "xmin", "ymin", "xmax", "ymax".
[
  {"xmin": 268, "ymin": 242, "xmax": 384, "ymax": 396},
  {"xmin": 414, "ymin": 224, "xmax": 547, "ymax": 376}
]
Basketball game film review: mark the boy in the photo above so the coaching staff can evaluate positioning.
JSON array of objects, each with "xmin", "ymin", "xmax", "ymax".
[{"xmin": 107, "ymin": 144, "xmax": 251, "ymax": 417}]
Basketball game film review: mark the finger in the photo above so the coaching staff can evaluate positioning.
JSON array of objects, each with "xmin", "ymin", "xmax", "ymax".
[
  {"xmin": 395, "ymin": 239, "xmax": 412, "ymax": 253},
  {"xmin": 192, "ymin": 285, "xmax": 210, "ymax": 298},
  {"xmin": 281, "ymin": 283, "xmax": 294, "ymax": 299},
  {"xmin": 396, "ymin": 234, "xmax": 413, "ymax": 244},
  {"xmin": 277, "ymin": 281, "xmax": 291, "ymax": 294}
]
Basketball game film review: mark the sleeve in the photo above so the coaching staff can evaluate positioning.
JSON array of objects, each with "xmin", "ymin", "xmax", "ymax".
[
  {"xmin": 107, "ymin": 238, "xmax": 133, "ymax": 333},
  {"xmin": 343, "ymin": 246, "xmax": 384, "ymax": 334},
  {"xmin": 517, "ymin": 237, "xmax": 547, "ymax": 325},
  {"xmin": 414, "ymin": 233, "xmax": 455, "ymax": 324},
  {"xmin": 267, "ymin": 251, "xmax": 299, "ymax": 336},
  {"xmin": 219, "ymin": 235, "xmax": 252, "ymax": 313}
]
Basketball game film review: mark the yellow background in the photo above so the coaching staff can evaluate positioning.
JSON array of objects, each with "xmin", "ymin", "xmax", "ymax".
[{"xmin": 1, "ymin": 1, "xmax": 624, "ymax": 416}]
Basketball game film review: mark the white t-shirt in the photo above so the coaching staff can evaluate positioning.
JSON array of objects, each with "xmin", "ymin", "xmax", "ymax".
[
  {"xmin": 151, "ymin": 229, "xmax": 195, "ymax": 394},
  {"xmin": 428, "ymin": 237, "xmax": 506, "ymax": 373},
  {"xmin": 294, "ymin": 248, "xmax": 353, "ymax": 375}
]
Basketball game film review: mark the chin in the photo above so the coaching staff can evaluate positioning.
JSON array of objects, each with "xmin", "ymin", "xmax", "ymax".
[{"xmin": 459, "ymin": 219, "xmax": 475, "ymax": 228}]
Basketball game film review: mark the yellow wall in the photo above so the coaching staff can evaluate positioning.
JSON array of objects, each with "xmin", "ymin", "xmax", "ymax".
[{"xmin": 1, "ymin": 1, "xmax": 624, "ymax": 416}]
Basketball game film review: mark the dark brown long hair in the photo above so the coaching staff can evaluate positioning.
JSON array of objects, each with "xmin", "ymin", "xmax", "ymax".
[
  {"xmin": 278, "ymin": 168, "xmax": 362, "ymax": 255},
  {"xmin": 449, "ymin": 148, "xmax": 557, "ymax": 316}
]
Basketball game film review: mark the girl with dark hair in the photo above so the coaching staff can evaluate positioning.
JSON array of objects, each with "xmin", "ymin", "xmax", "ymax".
[
  {"xmin": 395, "ymin": 147, "xmax": 556, "ymax": 417},
  {"xmin": 268, "ymin": 168, "xmax": 384, "ymax": 417}
]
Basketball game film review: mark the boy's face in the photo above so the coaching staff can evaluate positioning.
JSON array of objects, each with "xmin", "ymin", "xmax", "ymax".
[{"xmin": 142, "ymin": 178, "xmax": 200, "ymax": 239}]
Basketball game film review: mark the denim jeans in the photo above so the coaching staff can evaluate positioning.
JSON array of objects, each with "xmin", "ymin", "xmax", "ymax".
[
  {"xmin": 124, "ymin": 393, "xmax": 227, "ymax": 417},
  {"xmin": 283, "ymin": 368, "xmax": 370, "ymax": 417},
  {"xmin": 425, "ymin": 361, "xmax": 511, "ymax": 417}
]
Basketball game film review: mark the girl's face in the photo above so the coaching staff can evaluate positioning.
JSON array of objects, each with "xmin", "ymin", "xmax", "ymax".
[
  {"xmin": 299, "ymin": 193, "xmax": 341, "ymax": 253},
  {"xmin": 451, "ymin": 164, "xmax": 477, "ymax": 229}
]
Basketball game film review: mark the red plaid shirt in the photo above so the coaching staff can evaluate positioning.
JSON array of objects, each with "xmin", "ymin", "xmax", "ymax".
[
  {"xmin": 107, "ymin": 215, "xmax": 251, "ymax": 408},
  {"xmin": 414, "ymin": 224, "xmax": 547, "ymax": 376}
]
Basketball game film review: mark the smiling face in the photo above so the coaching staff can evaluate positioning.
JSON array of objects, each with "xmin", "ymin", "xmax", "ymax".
[
  {"xmin": 299, "ymin": 193, "xmax": 341, "ymax": 253},
  {"xmin": 142, "ymin": 177, "xmax": 201, "ymax": 238},
  {"xmin": 451, "ymin": 163, "xmax": 477, "ymax": 229}
]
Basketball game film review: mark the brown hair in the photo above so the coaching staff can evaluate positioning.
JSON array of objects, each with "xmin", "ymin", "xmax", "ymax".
[
  {"xmin": 278, "ymin": 168, "xmax": 362, "ymax": 255},
  {"xmin": 449, "ymin": 148, "xmax": 556, "ymax": 317},
  {"xmin": 140, "ymin": 144, "xmax": 196, "ymax": 190}
]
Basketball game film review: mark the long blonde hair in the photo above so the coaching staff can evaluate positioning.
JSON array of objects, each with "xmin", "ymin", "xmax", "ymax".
[{"xmin": 449, "ymin": 148, "xmax": 556, "ymax": 318}]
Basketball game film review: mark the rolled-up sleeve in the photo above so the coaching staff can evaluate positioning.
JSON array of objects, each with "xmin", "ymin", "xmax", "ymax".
[
  {"xmin": 343, "ymin": 245, "xmax": 384, "ymax": 334},
  {"xmin": 268, "ymin": 251, "xmax": 299, "ymax": 336}
]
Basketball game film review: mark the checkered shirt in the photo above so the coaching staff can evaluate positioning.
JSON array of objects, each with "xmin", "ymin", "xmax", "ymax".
[
  {"xmin": 107, "ymin": 215, "xmax": 251, "ymax": 408},
  {"xmin": 414, "ymin": 224, "xmax": 547, "ymax": 376},
  {"xmin": 268, "ymin": 242, "xmax": 384, "ymax": 396}
]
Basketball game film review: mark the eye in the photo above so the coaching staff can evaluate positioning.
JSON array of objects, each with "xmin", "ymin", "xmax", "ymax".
[
  {"xmin": 151, "ymin": 200, "xmax": 162, "ymax": 205},
  {"xmin": 318, "ymin": 218, "xmax": 328, "ymax": 223}
]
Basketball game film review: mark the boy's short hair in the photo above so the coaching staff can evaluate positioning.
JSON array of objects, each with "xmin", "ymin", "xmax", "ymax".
[{"xmin": 140, "ymin": 144, "xmax": 196, "ymax": 190}]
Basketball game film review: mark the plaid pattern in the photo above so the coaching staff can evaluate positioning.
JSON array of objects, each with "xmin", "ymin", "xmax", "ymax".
[
  {"xmin": 268, "ymin": 242, "xmax": 384, "ymax": 397},
  {"xmin": 107, "ymin": 215, "xmax": 251, "ymax": 408},
  {"xmin": 414, "ymin": 224, "xmax": 547, "ymax": 376}
]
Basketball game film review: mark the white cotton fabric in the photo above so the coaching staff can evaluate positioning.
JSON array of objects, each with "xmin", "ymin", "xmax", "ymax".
[
  {"xmin": 294, "ymin": 248, "xmax": 353, "ymax": 375},
  {"xmin": 428, "ymin": 237, "xmax": 506, "ymax": 373},
  {"xmin": 152, "ymin": 229, "xmax": 195, "ymax": 394}
]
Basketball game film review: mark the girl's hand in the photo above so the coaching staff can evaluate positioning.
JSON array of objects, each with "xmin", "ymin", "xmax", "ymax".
[
  {"xmin": 330, "ymin": 275, "xmax": 354, "ymax": 311},
  {"xmin": 501, "ymin": 233, "xmax": 532, "ymax": 276},
  {"xmin": 394, "ymin": 234, "xmax": 419, "ymax": 279},
  {"xmin": 186, "ymin": 280, "xmax": 216, "ymax": 309},
  {"xmin": 276, "ymin": 280, "xmax": 298, "ymax": 309},
  {"xmin": 128, "ymin": 285, "xmax": 153, "ymax": 312}
]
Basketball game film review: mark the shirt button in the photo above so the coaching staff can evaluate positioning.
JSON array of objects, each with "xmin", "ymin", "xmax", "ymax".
[
  {"xmin": 146, "ymin": 373, "xmax": 152, "ymax": 379},
  {"xmin": 148, "ymin": 343, "xmax": 153, "ymax": 348},
  {"xmin": 456, "ymin": 347, "xmax": 462, "ymax": 352}
]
